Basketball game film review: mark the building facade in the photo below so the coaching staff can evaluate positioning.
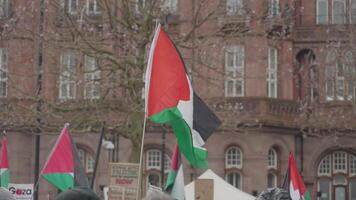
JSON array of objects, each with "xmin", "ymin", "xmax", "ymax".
[{"xmin": 0, "ymin": 0, "xmax": 356, "ymax": 200}]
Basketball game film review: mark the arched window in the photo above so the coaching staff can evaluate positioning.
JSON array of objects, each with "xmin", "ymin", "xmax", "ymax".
[
  {"xmin": 145, "ymin": 149, "xmax": 171, "ymax": 187},
  {"xmin": 225, "ymin": 146, "xmax": 243, "ymax": 168},
  {"xmin": 317, "ymin": 151, "xmax": 356, "ymax": 200},
  {"xmin": 225, "ymin": 172, "xmax": 242, "ymax": 189},
  {"xmin": 267, "ymin": 147, "xmax": 278, "ymax": 188},
  {"xmin": 268, "ymin": 148, "xmax": 277, "ymax": 169}
]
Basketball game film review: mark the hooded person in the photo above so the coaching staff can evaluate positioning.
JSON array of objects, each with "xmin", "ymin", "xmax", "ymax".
[
  {"xmin": 0, "ymin": 188, "xmax": 15, "ymax": 200},
  {"xmin": 54, "ymin": 187, "xmax": 101, "ymax": 200}
]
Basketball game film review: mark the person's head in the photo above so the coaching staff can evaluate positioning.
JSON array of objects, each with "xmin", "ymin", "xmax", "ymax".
[
  {"xmin": 143, "ymin": 191, "xmax": 174, "ymax": 200},
  {"xmin": 0, "ymin": 188, "xmax": 15, "ymax": 200},
  {"xmin": 55, "ymin": 187, "xmax": 101, "ymax": 200}
]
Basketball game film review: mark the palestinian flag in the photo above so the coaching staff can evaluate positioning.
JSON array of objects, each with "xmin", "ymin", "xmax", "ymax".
[
  {"xmin": 282, "ymin": 153, "xmax": 311, "ymax": 200},
  {"xmin": 165, "ymin": 144, "xmax": 185, "ymax": 200},
  {"xmin": 41, "ymin": 125, "xmax": 89, "ymax": 191},
  {"xmin": 0, "ymin": 136, "xmax": 10, "ymax": 188},
  {"xmin": 145, "ymin": 24, "xmax": 221, "ymax": 168}
]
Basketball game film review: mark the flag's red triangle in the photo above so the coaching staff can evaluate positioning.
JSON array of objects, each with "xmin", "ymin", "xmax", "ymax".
[
  {"xmin": 147, "ymin": 25, "xmax": 190, "ymax": 117},
  {"xmin": 42, "ymin": 127, "xmax": 74, "ymax": 174},
  {"xmin": 0, "ymin": 137, "xmax": 9, "ymax": 168}
]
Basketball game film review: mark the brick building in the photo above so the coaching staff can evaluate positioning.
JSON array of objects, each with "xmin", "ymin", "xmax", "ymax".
[{"xmin": 0, "ymin": 0, "xmax": 356, "ymax": 200}]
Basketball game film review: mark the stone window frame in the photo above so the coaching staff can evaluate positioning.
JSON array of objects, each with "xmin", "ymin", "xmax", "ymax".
[
  {"xmin": 267, "ymin": 47, "xmax": 278, "ymax": 98},
  {"xmin": 325, "ymin": 50, "xmax": 355, "ymax": 101},
  {"xmin": 86, "ymin": 0, "xmax": 101, "ymax": 16},
  {"xmin": 84, "ymin": 55, "xmax": 101, "ymax": 100},
  {"xmin": 332, "ymin": 0, "xmax": 346, "ymax": 24},
  {"xmin": 317, "ymin": 0, "xmax": 329, "ymax": 24},
  {"xmin": 63, "ymin": 0, "xmax": 78, "ymax": 15},
  {"xmin": 226, "ymin": 0, "xmax": 245, "ymax": 16},
  {"xmin": 225, "ymin": 146, "xmax": 243, "ymax": 169},
  {"xmin": 224, "ymin": 45, "xmax": 245, "ymax": 97},
  {"xmin": 269, "ymin": 0, "xmax": 280, "ymax": 17},
  {"xmin": 59, "ymin": 50, "xmax": 77, "ymax": 101},
  {"xmin": 161, "ymin": 0, "xmax": 178, "ymax": 14}
]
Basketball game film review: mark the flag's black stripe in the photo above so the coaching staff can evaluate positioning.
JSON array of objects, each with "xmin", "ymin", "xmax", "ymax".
[
  {"xmin": 193, "ymin": 93, "xmax": 221, "ymax": 141},
  {"xmin": 282, "ymin": 165, "xmax": 290, "ymax": 192},
  {"xmin": 70, "ymin": 135, "xmax": 90, "ymax": 188}
]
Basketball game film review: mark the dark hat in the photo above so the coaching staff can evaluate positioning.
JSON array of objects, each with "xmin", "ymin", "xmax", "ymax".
[{"xmin": 55, "ymin": 187, "xmax": 101, "ymax": 200}]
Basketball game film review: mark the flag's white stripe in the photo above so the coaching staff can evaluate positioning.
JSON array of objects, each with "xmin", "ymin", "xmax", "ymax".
[
  {"xmin": 171, "ymin": 164, "xmax": 185, "ymax": 200},
  {"xmin": 177, "ymin": 75, "xmax": 205, "ymax": 150},
  {"xmin": 0, "ymin": 168, "xmax": 8, "ymax": 175},
  {"xmin": 290, "ymin": 180, "xmax": 301, "ymax": 200},
  {"xmin": 144, "ymin": 24, "xmax": 161, "ymax": 115}
]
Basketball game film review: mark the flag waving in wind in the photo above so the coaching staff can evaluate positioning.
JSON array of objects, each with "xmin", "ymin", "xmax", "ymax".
[
  {"xmin": 41, "ymin": 124, "xmax": 89, "ymax": 191},
  {"xmin": 283, "ymin": 153, "xmax": 311, "ymax": 200},
  {"xmin": 0, "ymin": 136, "xmax": 10, "ymax": 188},
  {"xmin": 165, "ymin": 144, "xmax": 184, "ymax": 200},
  {"xmin": 145, "ymin": 24, "xmax": 221, "ymax": 168}
]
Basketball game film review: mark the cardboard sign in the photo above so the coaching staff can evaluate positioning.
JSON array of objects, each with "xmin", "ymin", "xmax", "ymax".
[
  {"xmin": 8, "ymin": 184, "xmax": 34, "ymax": 200},
  {"xmin": 108, "ymin": 163, "xmax": 139, "ymax": 200}
]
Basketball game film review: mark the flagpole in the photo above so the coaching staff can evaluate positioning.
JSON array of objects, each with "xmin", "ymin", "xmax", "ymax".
[
  {"xmin": 136, "ymin": 114, "xmax": 147, "ymax": 200},
  {"xmin": 91, "ymin": 122, "xmax": 105, "ymax": 190}
]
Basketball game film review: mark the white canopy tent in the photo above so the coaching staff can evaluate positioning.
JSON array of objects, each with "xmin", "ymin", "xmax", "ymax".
[{"xmin": 185, "ymin": 169, "xmax": 255, "ymax": 200}]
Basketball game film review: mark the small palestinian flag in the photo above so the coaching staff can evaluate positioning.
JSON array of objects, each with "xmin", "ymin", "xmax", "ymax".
[
  {"xmin": 0, "ymin": 136, "xmax": 10, "ymax": 188},
  {"xmin": 145, "ymin": 24, "xmax": 221, "ymax": 168},
  {"xmin": 41, "ymin": 125, "xmax": 89, "ymax": 191},
  {"xmin": 165, "ymin": 144, "xmax": 184, "ymax": 200},
  {"xmin": 283, "ymin": 153, "xmax": 311, "ymax": 200}
]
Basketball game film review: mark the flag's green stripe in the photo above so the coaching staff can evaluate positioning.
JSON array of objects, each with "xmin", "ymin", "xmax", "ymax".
[
  {"xmin": 303, "ymin": 191, "xmax": 311, "ymax": 200},
  {"xmin": 0, "ymin": 170, "xmax": 10, "ymax": 188},
  {"xmin": 42, "ymin": 173, "xmax": 74, "ymax": 191},
  {"xmin": 150, "ymin": 107, "xmax": 208, "ymax": 168},
  {"xmin": 165, "ymin": 170, "xmax": 177, "ymax": 190}
]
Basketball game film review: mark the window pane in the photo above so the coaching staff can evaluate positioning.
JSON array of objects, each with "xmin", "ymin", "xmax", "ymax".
[
  {"xmin": 350, "ymin": 155, "xmax": 356, "ymax": 175},
  {"xmin": 267, "ymin": 173, "xmax": 276, "ymax": 188},
  {"xmin": 336, "ymin": 78, "xmax": 345, "ymax": 100},
  {"xmin": 333, "ymin": 0, "xmax": 346, "ymax": 24},
  {"xmin": 147, "ymin": 174, "xmax": 160, "ymax": 187},
  {"xmin": 226, "ymin": 0, "xmax": 243, "ymax": 15},
  {"xmin": 317, "ymin": 0, "xmax": 328, "ymax": 24},
  {"xmin": 235, "ymin": 80, "xmax": 243, "ymax": 97},
  {"xmin": 147, "ymin": 150, "xmax": 161, "ymax": 170},
  {"xmin": 352, "ymin": 0, "xmax": 356, "ymax": 24},
  {"xmin": 225, "ymin": 173, "xmax": 241, "ymax": 189},
  {"xmin": 350, "ymin": 180, "xmax": 356, "ymax": 200},
  {"xmin": 335, "ymin": 186, "xmax": 346, "ymax": 200},
  {"xmin": 318, "ymin": 155, "xmax": 331, "ymax": 176},
  {"xmin": 318, "ymin": 179, "xmax": 330, "ymax": 200},
  {"xmin": 334, "ymin": 151, "xmax": 347, "ymax": 173}
]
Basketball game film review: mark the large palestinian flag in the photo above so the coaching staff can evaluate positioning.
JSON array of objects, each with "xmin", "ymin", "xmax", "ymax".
[
  {"xmin": 283, "ymin": 153, "xmax": 311, "ymax": 200},
  {"xmin": 165, "ymin": 144, "xmax": 184, "ymax": 200},
  {"xmin": 145, "ymin": 24, "xmax": 221, "ymax": 168},
  {"xmin": 0, "ymin": 136, "xmax": 10, "ymax": 188},
  {"xmin": 41, "ymin": 125, "xmax": 89, "ymax": 191}
]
